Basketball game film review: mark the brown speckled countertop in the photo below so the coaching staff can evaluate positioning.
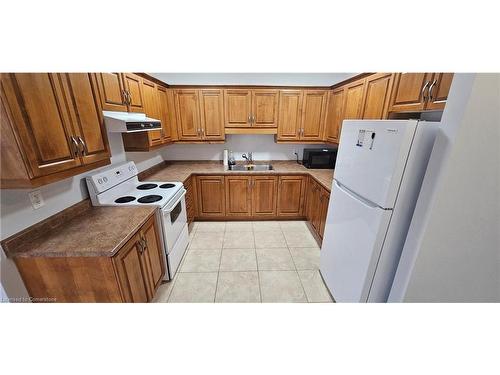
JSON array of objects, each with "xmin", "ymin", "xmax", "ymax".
[
  {"xmin": 144, "ymin": 161, "xmax": 334, "ymax": 192},
  {"xmin": 2, "ymin": 201, "xmax": 157, "ymax": 258}
]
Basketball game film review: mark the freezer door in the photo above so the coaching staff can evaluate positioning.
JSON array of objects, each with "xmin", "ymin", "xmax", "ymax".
[
  {"xmin": 334, "ymin": 120, "xmax": 418, "ymax": 209},
  {"xmin": 320, "ymin": 180, "xmax": 393, "ymax": 302}
]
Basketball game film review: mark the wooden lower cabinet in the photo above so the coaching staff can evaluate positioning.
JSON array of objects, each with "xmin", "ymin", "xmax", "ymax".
[
  {"xmin": 196, "ymin": 175, "xmax": 226, "ymax": 217},
  {"xmin": 225, "ymin": 176, "xmax": 252, "ymax": 217},
  {"xmin": 277, "ymin": 176, "xmax": 307, "ymax": 217},
  {"xmin": 185, "ymin": 176, "xmax": 196, "ymax": 223},
  {"xmin": 305, "ymin": 177, "xmax": 330, "ymax": 240},
  {"xmin": 252, "ymin": 176, "xmax": 278, "ymax": 217},
  {"xmin": 14, "ymin": 215, "xmax": 165, "ymax": 302}
]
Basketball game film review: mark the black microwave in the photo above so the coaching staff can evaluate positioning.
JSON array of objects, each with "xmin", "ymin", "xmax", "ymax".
[{"xmin": 302, "ymin": 148, "xmax": 337, "ymax": 169}]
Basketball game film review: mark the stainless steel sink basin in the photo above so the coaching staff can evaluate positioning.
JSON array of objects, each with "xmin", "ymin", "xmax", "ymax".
[{"xmin": 228, "ymin": 164, "xmax": 273, "ymax": 171}]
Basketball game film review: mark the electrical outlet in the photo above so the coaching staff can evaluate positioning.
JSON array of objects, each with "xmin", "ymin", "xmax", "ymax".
[{"xmin": 29, "ymin": 190, "xmax": 45, "ymax": 210}]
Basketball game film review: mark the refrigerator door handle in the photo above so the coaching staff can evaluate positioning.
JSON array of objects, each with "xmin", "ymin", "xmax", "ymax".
[{"xmin": 335, "ymin": 180, "xmax": 387, "ymax": 210}]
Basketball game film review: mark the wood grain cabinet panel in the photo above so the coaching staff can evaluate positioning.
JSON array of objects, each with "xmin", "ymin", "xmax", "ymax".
[
  {"xmin": 142, "ymin": 79, "xmax": 162, "ymax": 145},
  {"xmin": 196, "ymin": 176, "xmax": 226, "ymax": 217},
  {"xmin": 343, "ymin": 79, "xmax": 366, "ymax": 120},
  {"xmin": 300, "ymin": 90, "xmax": 328, "ymax": 141},
  {"xmin": 389, "ymin": 73, "xmax": 433, "ymax": 112},
  {"xmin": 225, "ymin": 176, "xmax": 252, "ymax": 216},
  {"xmin": 140, "ymin": 215, "xmax": 166, "ymax": 295},
  {"xmin": 63, "ymin": 73, "xmax": 110, "ymax": 165},
  {"xmin": 325, "ymin": 88, "xmax": 345, "ymax": 143},
  {"xmin": 252, "ymin": 176, "xmax": 278, "ymax": 216},
  {"xmin": 175, "ymin": 89, "xmax": 202, "ymax": 140},
  {"xmin": 95, "ymin": 73, "xmax": 127, "ymax": 112},
  {"xmin": 199, "ymin": 89, "xmax": 225, "ymax": 140},
  {"xmin": 426, "ymin": 73, "xmax": 454, "ymax": 110},
  {"xmin": 156, "ymin": 85, "xmax": 173, "ymax": 143},
  {"xmin": 277, "ymin": 176, "xmax": 306, "ymax": 217},
  {"xmin": 361, "ymin": 73, "xmax": 394, "ymax": 119},
  {"xmin": 277, "ymin": 90, "xmax": 303, "ymax": 140},
  {"xmin": 122, "ymin": 73, "xmax": 144, "ymax": 113},
  {"xmin": 251, "ymin": 90, "xmax": 279, "ymax": 127},
  {"xmin": 224, "ymin": 89, "xmax": 252, "ymax": 127}
]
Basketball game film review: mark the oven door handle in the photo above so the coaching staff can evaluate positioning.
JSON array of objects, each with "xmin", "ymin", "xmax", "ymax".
[{"xmin": 162, "ymin": 188, "xmax": 187, "ymax": 213}]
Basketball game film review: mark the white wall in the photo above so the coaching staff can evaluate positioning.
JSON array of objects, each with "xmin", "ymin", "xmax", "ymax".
[
  {"xmin": 162, "ymin": 135, "xmax": 330, "ymax": 161},
  {"xmin": 389, "ymin": 73, "xmax": 500, "ymax": 302},
  {"xmin": 150, "ymin": 73, "xmax": 356, "ymax": 86}
]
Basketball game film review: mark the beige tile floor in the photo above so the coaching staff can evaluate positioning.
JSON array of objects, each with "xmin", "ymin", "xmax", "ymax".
[{"xmin": 153, "ymin": 221, "xmax": 333, "ymax": 303}]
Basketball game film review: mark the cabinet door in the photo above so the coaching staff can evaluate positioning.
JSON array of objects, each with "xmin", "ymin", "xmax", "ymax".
[
  {"xmin": 361, "ymin": 73, "xmax": 394, "ymax": 119},
  {"xmin": 113, "ymin": 233, "xmax": 150, "ymax": 303},
  {"xmin": 95, "ymin": 73, "xmax": 127, "ymax": 112},
  {"xmin": 224, "ymin": 89, "xmax": 251, "ymax": 127},
  {"xmin": 308, "ymin": 180, "xmax": 321, "ymax": 231},
  {"xmin": 318, "ymin": 189, "xmax": 330, "ymax": 239},
  {"xmin": 277, "ymin": 90, "xmax": 303, "ymax": 140},
  {"xmin": 343, "ymin": 79, "xmax": 366, "ymax": 120},
  {"xmin": 123, "ymin": 73, "xmax": 144, "ymax": 113},
  {"xmin": 142, "ymin": 79, "xmax": 162, "ymax": 145},
  {"xmin": 175, "ymin": 90, "xmax": 202, "ymax": 141},
  {"xmin": 196, "ymin": 176, "xmax": 226, "ymax": 217},
  {"xmin": 252, "ymin": 176, "xmax": 277, "ymax": 217},
  {"xmin": 252, "ymin": 89, "xmax": 279, "ymax": 127},
  {"xmin": 62, "ymin": 73, "xmax": 110, "ymax": 165},
  {"xmin": 156, "ymin": 85, "xmax": 173, "ymax": 143},
  {"xmin": 199, "ymin": 89, "xmax": 225, "ymax": 140},
  {"xmin": 426, "ymin": 73, "xmax": 454, "ymax": 110},
  {"xmin": 1, "ymin": 73, "xmax": 82, "ymax": 177},
  {"xmin": 277, "ymin": 176, "xmax": 306, "ymax": 217},
  {"xmin": 389, "ymin": 73, "xmax": 433, "ymax": 112},
  {"xmin": 325, "ymin": 88, "xmax": 345, "ymax": 143},
  {"xmin": 301, "ymin": 90, "xmax": 328, "ymax": 140},
  {"xmin": 225, "ymin": 176, "xmax": 252, "ymax": 217},
  {"xmin": 141, "ymin": 216, "xmax": 166, "ymax": 295}
]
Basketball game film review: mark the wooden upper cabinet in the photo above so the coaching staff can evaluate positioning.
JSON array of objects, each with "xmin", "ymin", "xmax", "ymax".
[
  {"xmin": 199, "ymin": 89, "xmax": 225, "ymax": 140},
  {"xmin": 277, "ymin": 176, "xmax": 306, "ymax": 217},
  {"xmin": 252, "ymin": 176, "xmax": 277, "ymax": 216},
  {"xmin": 325, "ymin": 88, "xmax": 345, "ymax": 143},
  {"xmin": 251, "ymin": 90, "xmax": 279, "ymax": 127},
  {"xmin": 62, "ymin": 73, "xmax": 110, "ymax": 165},
  {"xmin": 225, "ymin": 176, "xmax": 252, "ymax": 216},
  {"xmin": 225, "ymin": 89, "xmax": 251, "ymax": 127},
  {"xmin": 196, "ymin": 175, "xmax": 226, "ymax": 217},
  {"xmin": 95, "ymin": 73, "xmax": 127, "ymax": 112},
  {"xmin": 122, "ymin": 73, "xmax": 144, "ymax": 113},
  {"xmin": 361, "ymin": 73, "xmax": 394, "ymax": 119},
  {"xmin": 343, "ymin": 79, "xmax": 366, "ymax": 120},
  {"xmin": 1, "ymin": 73, "xmax": 82, "ymax": 177},
  {"xmin": 300, "ymin": 90, "xmax": 328, "ymax": 140},
  {"xmin": 113, "ymin": 232, "xmax": 150, "ymax": 303},
  {"xmin": 389, "ymin": 73, "xmax": 433, "ymax": 112},
  {"xmin": 157, "ymin": 85, "xmax": 173, "ymax": 142},
  {"xmin": 142, "ymin": 79, "xmax": 161, "ymax": 144},
  {"xmin": 277, "ymin": 90, "xmax": 303, "ymax": 140},
  {"xmin": 175, "ymin": 89, "xmax": 202, "ymax": 141},
  {"xmin": 426, "ymin": 73, "xmax": 454, "ymax": 110}
]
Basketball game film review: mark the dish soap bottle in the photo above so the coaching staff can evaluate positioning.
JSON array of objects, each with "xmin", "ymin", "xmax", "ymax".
[{"xmin": 228, "ymin": 151, "xmax": 236, "ymax": 167}]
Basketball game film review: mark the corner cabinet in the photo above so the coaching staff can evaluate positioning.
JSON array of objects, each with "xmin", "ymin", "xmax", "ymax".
[
  {"xmin": 1, "ymin": 73, "xmax": 111, "ymax": 188},
  {"xmin": 14, "ymin": 214, "xmax": 166, "ymax": 303}
]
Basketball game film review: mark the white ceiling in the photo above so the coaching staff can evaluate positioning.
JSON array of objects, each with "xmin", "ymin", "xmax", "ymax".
[{"xmin": 149, "ymin": 73, "xmax": 357, "ymax": 86}]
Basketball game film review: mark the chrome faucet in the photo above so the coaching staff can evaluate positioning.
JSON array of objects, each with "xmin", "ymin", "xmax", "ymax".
[{"xmin": 241, "ymin": 152, "xmax": 253, "ymax": 164}]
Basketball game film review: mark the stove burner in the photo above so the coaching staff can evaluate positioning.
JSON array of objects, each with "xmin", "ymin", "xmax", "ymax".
[
  {"xmin": 114, "ymin": 196, "xmax": 136, "ymax": 204},
  {"xmin": 137, "ymin": 183, "xmax": 158, "ymax": 190},
  {"xmin": 137, "ymin": 195, "xmax": 163, "ymax": 204},
  {"xmin": 159, "ymin": 183, "xmax": 176, "ymax": 189}
]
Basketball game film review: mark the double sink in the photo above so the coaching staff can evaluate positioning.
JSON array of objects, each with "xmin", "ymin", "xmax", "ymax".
[{"xmin": 228, "ymin": 164, "xmax": 273, "ymax": 171}]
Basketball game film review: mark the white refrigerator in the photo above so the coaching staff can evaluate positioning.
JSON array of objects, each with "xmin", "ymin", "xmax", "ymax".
[{"xmin": 320, "ymin": 119, "xmax": 438, "ymax": 302}]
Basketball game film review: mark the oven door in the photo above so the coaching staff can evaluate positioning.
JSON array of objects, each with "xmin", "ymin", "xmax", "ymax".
[{"xmin": 161, "ymin": 189, "xmax": 187, "ymax": 254}]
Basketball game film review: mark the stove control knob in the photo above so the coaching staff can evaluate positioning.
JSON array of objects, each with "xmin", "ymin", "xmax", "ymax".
[
  {"xmin": 98, "ymin": 178, "xmax": 103, "ymax": 184},
  {"xmin": 103, "ymin": 177, "xmax": 108, "ymax": 183}
]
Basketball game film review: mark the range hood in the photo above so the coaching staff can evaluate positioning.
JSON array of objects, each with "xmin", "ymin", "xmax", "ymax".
[{"xmin": 103, "ymin": 111, "xmax": 162, "ymax": 133}]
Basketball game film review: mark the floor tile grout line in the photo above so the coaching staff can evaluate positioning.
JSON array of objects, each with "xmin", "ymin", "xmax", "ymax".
[
  {"xmin": 253, "ymin": 225, "xmax": 263, "ymax": 303},
  {"xmin": 213, "ymin": 223, "xmax": 226, "ymax": 303},
  {"xmin": 286, "ymin": 230, "xmax": 310, "ymax": 303}
]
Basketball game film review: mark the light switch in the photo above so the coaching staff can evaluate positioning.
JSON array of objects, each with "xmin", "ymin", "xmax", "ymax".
[{"xmin": 29, "ymin": 190, "xmax": 45, "ymax": 210}]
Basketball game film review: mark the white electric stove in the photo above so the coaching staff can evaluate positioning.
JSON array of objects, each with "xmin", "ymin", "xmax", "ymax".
[{"xmin": 85, "ymin": 161, "xmax": 189, "ymax": 280}]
